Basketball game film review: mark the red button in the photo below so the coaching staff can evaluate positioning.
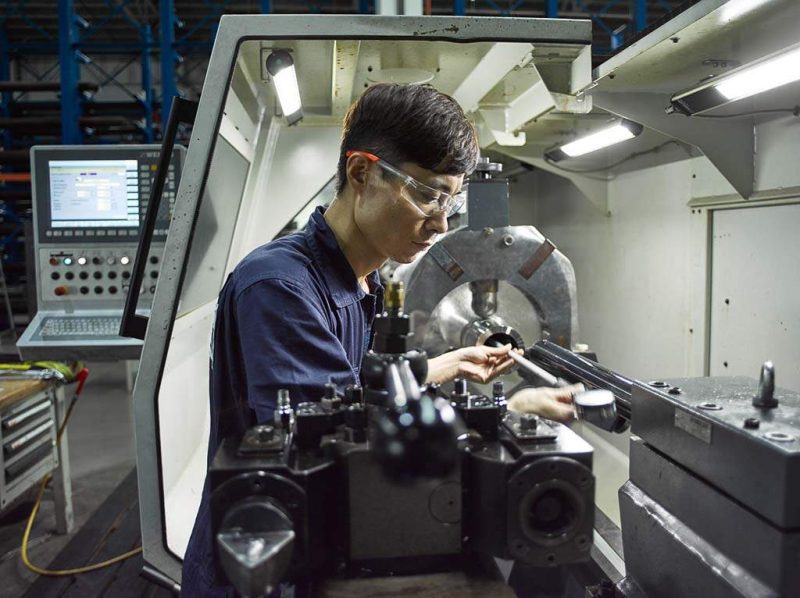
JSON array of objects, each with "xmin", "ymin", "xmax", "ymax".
[
  {"xmin": 54, "ymin": 286, "xmax": 68, "ymax": 296},
  {"xmin": 49, "ymin": 257, "xmax": 59, "ymax": 266}
]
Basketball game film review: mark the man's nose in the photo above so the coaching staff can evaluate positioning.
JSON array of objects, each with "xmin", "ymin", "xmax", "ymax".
[{"xmin": 426, "ymin": 210, "xmax": 448, "ymax": 235}]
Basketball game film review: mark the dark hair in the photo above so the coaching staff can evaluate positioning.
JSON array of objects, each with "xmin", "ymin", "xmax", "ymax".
[{"xmin": 336, "ymin": 83, "xmax": 479, "ymax": 194}]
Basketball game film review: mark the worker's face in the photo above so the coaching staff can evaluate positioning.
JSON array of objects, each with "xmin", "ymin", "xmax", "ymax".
[{"xmin": 353, "ymin": 159, "xmax": 464, "ymax": 264}]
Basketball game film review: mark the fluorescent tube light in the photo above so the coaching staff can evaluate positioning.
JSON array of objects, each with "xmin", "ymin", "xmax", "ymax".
[
  {"xmin": 266, "ymin": 49, "xmax": 303, "ymax": 125},
  {"xmin": 716, "ymin": 46, "xmax": 800, "ymax": 101},
  {"xmin": 545, "ymin": 120, "xmax": 643, "ymax": 162},
  {"xmin": 669, "ymin": 44, "xmax": 800, "ymax": 116}
]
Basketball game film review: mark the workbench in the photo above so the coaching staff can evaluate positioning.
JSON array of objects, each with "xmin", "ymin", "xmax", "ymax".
[{"xmin": 0, "ymin": 378, "xmax": 73, "ymax": 533}]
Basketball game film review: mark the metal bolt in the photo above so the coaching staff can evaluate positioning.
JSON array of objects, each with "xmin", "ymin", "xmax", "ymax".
[
  {"xmin": 502, "ymin": 234, "xmax": 514, "ymax": 246},
  {"xmin": 519, "ymin": 413, "xmax": 538, "ymax": 431},
  {"xmin": 744, "ymin": 418, "xmax": 760, "ymax": 429}
]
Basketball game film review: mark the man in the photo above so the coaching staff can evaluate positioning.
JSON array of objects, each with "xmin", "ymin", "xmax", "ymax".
[{"xmin": 181, "ymin": 83, "xmax": 579, "ymax": 596}]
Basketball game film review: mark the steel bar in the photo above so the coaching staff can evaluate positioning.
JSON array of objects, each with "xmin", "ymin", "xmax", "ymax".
[
  {"xmin": 528, "ymin": 340, "xmax": 633, "ymax": 422},
  {"xmin": 507, "ymin": 350, "xmax": 560, "ymax": 387}
]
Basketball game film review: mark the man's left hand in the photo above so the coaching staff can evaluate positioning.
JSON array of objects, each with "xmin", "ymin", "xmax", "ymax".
[{"xmin": 426, "ymin": 344, "xmax": 520, "ymax": 385}]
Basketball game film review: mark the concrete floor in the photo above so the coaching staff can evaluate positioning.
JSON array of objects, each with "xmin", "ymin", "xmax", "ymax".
[{"xmin": 0, "ymin": 361, "xmax": 137, "ymax": 598}]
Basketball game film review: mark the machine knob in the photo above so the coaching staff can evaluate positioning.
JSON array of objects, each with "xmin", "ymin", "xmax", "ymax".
[
  {"xmin": 450, "ymin": 378, "xmax": 469, "ymax": 406},
  {"xmin": 493, "ymin": 380, "xmax": 508, "ymax": 414},
  {"xmin": 344, "ymin": 384, "xmax": 363, "ymax": 405},
  {"xmin": 54, "ymin": 286, "xmax": 68, "ymax": 296},
  {"xmin": 752, "ymin": 361, "xmax": 777, "ymax": 409},
  {"xmin": 274, "ymin": 389, "xmax": 294, "ymax": 430}
]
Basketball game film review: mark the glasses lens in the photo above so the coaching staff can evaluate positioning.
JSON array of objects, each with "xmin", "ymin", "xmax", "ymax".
[{"xmin": 446, "ymin": 190, "xmax": 467, "ymax": 217}]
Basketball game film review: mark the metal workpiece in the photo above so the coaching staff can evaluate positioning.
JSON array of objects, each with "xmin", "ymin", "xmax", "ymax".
[
  {"xmin": 626, "ymin": 437, "xmax": 800, "ymax": 596},
  {"xmin": 630, "ymin": 376, "xmax": 800, "ymax": 528},
  {"xmin": 394, "ymin": 224, "xmax": 578, "ymax": 359}
]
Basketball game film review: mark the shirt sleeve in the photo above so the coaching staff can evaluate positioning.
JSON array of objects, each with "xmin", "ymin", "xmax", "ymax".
[{"xmin": 235, "ymin": 277, "xmax": 357, "ymax": 423}]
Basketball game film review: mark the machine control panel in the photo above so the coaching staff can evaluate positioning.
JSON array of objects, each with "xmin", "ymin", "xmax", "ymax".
[
  {"xmin": 39, "ymin": 245, "xmax": 163, "ymax": 303},
  {"xmin": 18, "ymin": 144, "xmax": 185, "ymax": 361}
]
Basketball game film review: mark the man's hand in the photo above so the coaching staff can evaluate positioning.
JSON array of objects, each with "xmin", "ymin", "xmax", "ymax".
[
  {"xmin": 507, "ymin": 383, "xmax": 585, "ymax": 423},
  {"xmin": 427, "ymin": 344, "xmax": 520, "ymax": 385}
]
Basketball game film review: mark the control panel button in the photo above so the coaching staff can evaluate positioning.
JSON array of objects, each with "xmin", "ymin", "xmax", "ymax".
[
  {"xmin": 93, "ymin": 271, "xmax": 103, "ymax": 280},
  {"xmin": 122, "ymin": 271, "xmax": 131, "ymax": 280},
  {"xmin": 92, "ymin": 257, "xmax": 102, "ymax": 265},
  {"xmin": 79, "ymin": 271, "xmax": 89, "ymax": 280},
  {"xmin": 150, "ymin": 270, "xmax": 158, "ymax": 279},
  {"xmin": 78, "ymin": 256, "xmax": 88, "ymax": 266},
  {"xmin": 49, "ymin": 257, "xmax": 59, "ymax": 266},
  {"xmin": 80, "ymin": 286, "xmax": 89, "ymax": 295},
  {"xmin": 108, "ymin": 271, "xmax": 117, "ymax": 280},
  {"xmin": 63, "ymin": 257, "xmax": 73, "ymax": 266},
  {"xmin": 51, "ymin": 272, "xmax": 60, "ymax": 280},
  {"xmin": 94, "ymin": 286, "xmax": 104, "ymax": 295},
  {"xmin": 65, "ymin": 272, "xmax": 75, "ymax": 280},
  {"xmin": 149, "ymin": 255, "xmax": 159, "ymax": 264},
  {"xmin": 120, "ymin": 256, "xmax": 130, "ymax": 265},
  {"xmin": 54, "ymin": 286, "xmax": 68, "ymax": 296},
  {"xmin": 108, "ymin": 286, "xmax": 118, "ymax": 295},
  {"xmin": 106, "ymin": 257, "xmax": 116, "ymax": 265}
]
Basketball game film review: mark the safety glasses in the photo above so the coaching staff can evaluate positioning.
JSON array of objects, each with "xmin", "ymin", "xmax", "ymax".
[{"xmin": 346, "ymin": 151, "xmax": 467, "ymax": 218}]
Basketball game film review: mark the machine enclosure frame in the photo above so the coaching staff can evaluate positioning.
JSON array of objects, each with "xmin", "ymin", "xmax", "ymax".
[{"xmin": 130, "ymin": 14, "xmax": 592, "ymax": 585}]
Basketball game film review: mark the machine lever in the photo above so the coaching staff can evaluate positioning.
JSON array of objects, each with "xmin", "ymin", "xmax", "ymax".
[
  {"xmin": 752, "ymin": 361, "xmax": 777, "ymax": 409},
  {"xmin": 119, "ymin": 96, "xmax": 198, "ymax": 340}
]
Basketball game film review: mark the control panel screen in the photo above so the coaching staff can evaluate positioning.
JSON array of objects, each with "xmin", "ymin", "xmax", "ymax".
[
  {"xmin": 33, "ymin": 145, "xmax": 181, "ymax": 244},
  {"xmin": 49, "ymin": 160, "xmax": 140, "ymax": 229}
]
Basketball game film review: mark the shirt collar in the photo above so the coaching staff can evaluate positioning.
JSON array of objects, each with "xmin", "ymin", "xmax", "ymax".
[{"xmin": 304, "ymin": 207, "xmax": 383, "ymax": 308}]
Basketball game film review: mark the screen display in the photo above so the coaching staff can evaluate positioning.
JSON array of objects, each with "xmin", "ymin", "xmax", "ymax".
[{"xmin": 48, "ymin": 159, "xmax": 140, "ymax": 228}]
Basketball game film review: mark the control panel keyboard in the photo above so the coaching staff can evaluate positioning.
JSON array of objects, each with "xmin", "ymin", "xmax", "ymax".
[{"xmin": 39, "ymin": 316, "xmax": 124, "ymax": 339}]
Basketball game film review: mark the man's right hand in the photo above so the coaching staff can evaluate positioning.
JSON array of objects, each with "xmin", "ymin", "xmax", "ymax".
[{"xmin": 507, "ymin": 383, "xmax": 585, "ymax": 423}]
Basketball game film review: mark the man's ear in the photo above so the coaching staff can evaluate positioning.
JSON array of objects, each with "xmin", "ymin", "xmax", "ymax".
[{"xmin": 345, "ymin": 154, "xmax": 370, "ymax": 194}]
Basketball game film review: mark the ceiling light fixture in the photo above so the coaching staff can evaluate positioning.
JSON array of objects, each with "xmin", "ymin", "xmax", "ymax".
[
  {"xmin": 668, "ymin": 44, "xmax": 800, "ymax": 116},
  {"xmin": 544, "ymin": 119, "xmax": 643, "ymax": 162},
  {"xmin": 266, "ymin": 49, "xmax": 302, "ymax": 125}
]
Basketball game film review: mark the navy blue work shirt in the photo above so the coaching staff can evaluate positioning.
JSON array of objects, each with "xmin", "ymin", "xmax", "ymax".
[{"xmin": 181, "ymin": 207, "xmax": 383, "ymax": 597}]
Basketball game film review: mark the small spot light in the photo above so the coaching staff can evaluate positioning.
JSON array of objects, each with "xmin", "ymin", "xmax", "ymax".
[{"xmin": 266, "ymin": 49, "xmax": 303, "ymax": 125}]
